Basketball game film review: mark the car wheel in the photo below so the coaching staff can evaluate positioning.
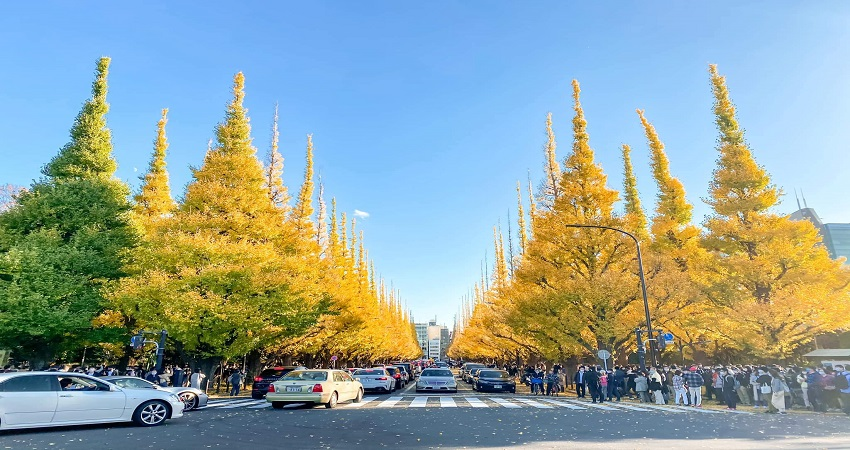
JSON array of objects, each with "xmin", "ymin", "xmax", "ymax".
[
  {"xmin": 325, "ymin": 392, "xmax": 339, "ymax": 409},
  {"xmin": 272, "ymin": 401, "xmax": 285, "ymax": 409},
  {"xmin": 353, "ymin": 388, "xmax": 363, "ymax": 403},
  {"xmin": 179, "ymin": 392, "xmax": 198, "ymax": 411},
  {"xmin": 132, "ymin": 400, "xmax": 170, "ymax": 427}
]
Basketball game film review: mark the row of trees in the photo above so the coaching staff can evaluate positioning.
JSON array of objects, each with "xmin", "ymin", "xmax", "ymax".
[
  {"xmin": 0, "ymin": 58, "xmax": 421, "ymax": 374},
  {"xmin": 449, "ymin": 66, "xmax": 850, "ymax": 365}
]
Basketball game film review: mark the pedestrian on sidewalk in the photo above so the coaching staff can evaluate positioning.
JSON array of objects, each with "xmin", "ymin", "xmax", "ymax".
[
  {"xmin": 574, "ymin": 366, "xmax": 587, "ymax": 399},
  {"xmin": 834, "ymin": 365, "xmax": 850, "ymax": 415},
  {"xmin": 229, "ymin": 369, "xmax": 244, "ymax": 396},
  {"xmin": 635, "ymin": 371, "xmax": 650, "ymax": 403},
  {"xmin": 683, "ymin": 366, "xmax": 703, "ymax": 407},
  {"xmin": 768, "ymin": 368, "xmax": 787, "ymax": 414},
  {"xmin": 722, "ymin": 368, "xmax": 738, "ymax": 410},
  {"xmin": 672, "ymin": 370, "xmax": 688, "ymax": 405},
  {"xmin": 586, "ymin": 366, "xmax": 603, "ymax": 403},
  {"xmin": 190, "ymin": 368, "xmax": 206, "ymax": 390},
  {"xmin": 797, "ymin": 369, "xmax": 812, "ymax": 409}
]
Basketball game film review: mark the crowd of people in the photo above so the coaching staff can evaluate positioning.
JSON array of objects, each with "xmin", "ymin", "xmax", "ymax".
[
  {"xmin": 490, "ymin": 361, "xmax": 850, "ymax": 415},
  {"xmin": 564, "ymin": 363, "xmax": 850, "ymax": 415}
]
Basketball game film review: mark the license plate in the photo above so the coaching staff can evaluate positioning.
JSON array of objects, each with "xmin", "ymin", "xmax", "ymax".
[
  {"xmin": 436, "ymin": 382, "xmax": 445, "ymax": 385},
  {"xmin": 286, "ymin": 387, "xmax": 301, "ymax": 392},
  {"xmin": 494, "ymin": 384, "xmax": 502, "ymax": 389}
]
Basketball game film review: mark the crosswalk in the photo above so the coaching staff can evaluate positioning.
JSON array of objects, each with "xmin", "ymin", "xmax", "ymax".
[{"xmin": 200, "ymin": 396, "xmax": 749, "ymax": 414}]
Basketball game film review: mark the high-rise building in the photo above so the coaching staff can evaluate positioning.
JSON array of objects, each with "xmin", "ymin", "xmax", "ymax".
[
  {"xmin": 415, "ymin": 318, "xmax": 451, "ymax": 360},
  {"xmin": 789, "ymin": 201, "xmax": 850, "ymax": 262}
]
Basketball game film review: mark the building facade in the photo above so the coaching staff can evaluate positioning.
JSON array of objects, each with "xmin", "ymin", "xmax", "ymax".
[
  {"xmin": 790, "ymin": 206, "xmax": 850, "ymax": 262},
  {"xmin": 415, "ymin": 319, "xmax": 451, "ymax": 360}
]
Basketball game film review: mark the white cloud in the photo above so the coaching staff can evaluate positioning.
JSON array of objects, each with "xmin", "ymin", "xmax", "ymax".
[
  {"xmin": 133, "ymin": 167, "xmax": 138, "ymax": 172},
  {"xmin": 353, "ymin": 209, "xmax": 370, "ymax": 219}
]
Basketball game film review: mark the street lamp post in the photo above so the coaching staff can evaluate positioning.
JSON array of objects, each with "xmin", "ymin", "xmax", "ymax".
[{"xmin": 563, "ymin": 224, "xmax": 656, "ymax": 370}]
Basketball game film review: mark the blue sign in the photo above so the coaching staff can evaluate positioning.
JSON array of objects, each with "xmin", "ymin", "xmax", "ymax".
[{"xmin": 663, "ymin": 332, "xmax": 674, "ymax": 343}]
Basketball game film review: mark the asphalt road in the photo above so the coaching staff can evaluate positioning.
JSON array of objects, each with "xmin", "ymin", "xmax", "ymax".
[{"xmin": 2, "ymin": 379, "xmax": 849, "ymax": 450}]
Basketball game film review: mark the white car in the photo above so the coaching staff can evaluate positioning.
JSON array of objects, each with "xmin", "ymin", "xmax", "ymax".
[
  {"xmin": 416, "ymin": 368, "xmax": 458, "ymax": 393},
  {"xmin": 103, "ymin": 376, "xmax": 209, "ymax": 410},
  {"xmin": 0, "ymin": 371, "xmax": 184, "ymax": 430},
  {"xmin": 267, "ymin": 369, "xmax": 363, "ymax": 409},
  {"xmin": 352, "ymin": 368, "xmax": 394, "ymax": 393}
]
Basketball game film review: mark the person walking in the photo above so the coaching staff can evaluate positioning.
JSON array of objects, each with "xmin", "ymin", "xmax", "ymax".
[
  {"xmin": 635, "ymin": 371, "xmax": 650, "ymax": 403},
  {"xmin": 672, "ymin": 370, "xmax": 688, "ymax": 406},
  {"xmin": 649, "ymin": 368, "xmax": 665, "ymax": 405},
  {"xmin": 229, "ymin": 369, "xmax": 244, "ymax": 397},
  {"xmin": 574, "ymin": 366, "xmax": 587, "ymax": 398},
  {"xmin": 683, "ymin": 366, "xmax": 703, "ymax": 407},
  {"xmin": 190, "ymin": 368, "xmax": 206, "ymax": 390},
  {"xmin": 834, "ymin": 365, "xmax": 850, "ymax": 415},
  {"xmin": 585, "ymin": 366, "xmax": 603, "ymax": 403},
  {"xmin": 768, "ymin": 369, "xmax": 787, "ymax": 414},
  {"xmin": 599, "ymin": 370, "xmax": 609, "ymax": 402},
  {"xmin": 721, "ymin": 368, "xmax": 738, "ymax": 410},
  {"xmin": 797, "ymin": 369, "xmax": 812, "ymax": 409}
]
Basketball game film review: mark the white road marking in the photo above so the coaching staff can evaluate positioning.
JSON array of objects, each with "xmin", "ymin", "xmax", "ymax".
[
  {"xmin": 538, "ymin": 398, "xmax": 587, "ymax": 410},
  {"xmin": 439, "ymin": 397, "xmax": 457, "ymax": 407},
  {"xmin": 489, "ymin": 397, "xmax": 521, "ymax": 408},
  {"xmin": 206, "ymin": 399, "xmax": 258, "ymax": 408},
  {"xmin": 376, "ymin": 396, "xmax": 403, "ymax": 408},
  {"xmin": 514, "ymin": 398, "xmax": 553, "ymax": 408},
  {"xmin": 569, "ymin": 400, "xmax": 618, "ymax": 410},
  {"xmin": 344, "ymin": 396, "xmax": 379, "ymax": 408},
  {"xmin": 409, "ymin": 396, "xmax": 429, "ymax": 407},
  {"xmin": 464, "ymin": 397, "xmax": 489, "ymax": 408},
  {"xmin": 220, "ymin": 400, "xmax": 267, "ymax": 409}
]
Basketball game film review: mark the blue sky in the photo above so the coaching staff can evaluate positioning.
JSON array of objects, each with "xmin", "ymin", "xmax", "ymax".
[{"xmin": 2, "ymin": 2, "xmax": 849, "ymax": 326}]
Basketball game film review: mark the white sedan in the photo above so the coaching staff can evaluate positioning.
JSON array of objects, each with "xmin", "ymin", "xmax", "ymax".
[
  {"xmin": 352, "ymin": 368, "xmax": 394, "ymax": 393},
  {"xmin": 416, "ymin": 368, "xmax": 458, "ymax": 393},
  {"xmin": 0, "ymin": 371, "xmax": 184, "ymax": 430},
  {"xmin": 103, "ymin": 376, "xmax": 209, "ymax": 410},
  {"xmin": 267, "ymin": 369, "xmax": 363, "ymax": 409}
]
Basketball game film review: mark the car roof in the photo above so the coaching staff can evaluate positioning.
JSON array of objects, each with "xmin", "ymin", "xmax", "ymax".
[{"xmin": 0, "ymin": 371, "xmax": 111, "ymax": 381}]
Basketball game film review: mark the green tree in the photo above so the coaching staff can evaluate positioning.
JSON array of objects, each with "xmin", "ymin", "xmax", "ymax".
[
  {"xmin": 135, "ymin": 108, "xmax": 175, "ymax": 219},
  {"xmin": 0, "ymin": 57, "xmax": 136, "ymax": 368},
  {"xmin": 106, "ymin": 73, "xmax": 329, "ymax": 375}
]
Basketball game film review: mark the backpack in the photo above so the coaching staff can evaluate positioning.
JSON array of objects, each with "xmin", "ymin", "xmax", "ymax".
[{"xmin": 835, "ymin": 372, "xmax": 850, "ymax": 390}]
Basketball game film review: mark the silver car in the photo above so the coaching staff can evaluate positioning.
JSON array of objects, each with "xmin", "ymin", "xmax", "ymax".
[
  {"xmin": 416, "ymin": 368, "xmax": 457, "ymax": 393},
  {"xmin": 103, "ymin": 376, "xmax": 209, "ymax": 411}
]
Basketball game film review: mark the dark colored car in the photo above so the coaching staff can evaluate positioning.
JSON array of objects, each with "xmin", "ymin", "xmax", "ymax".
[
  {"xmin": 462, "ymin": 363, "xmax": 486, "ymax": 382},
  {"xmin": 251, "ymin": 366, "xmax": 300, "ymax": 399},
  {"xmin": 382, "ymin": 366, "xmax": 404, "ymax": 390},
  {"xmin": 393, "ymin": 362, "xmax": 415, "ymax": 379},
  {"xmin": 473, "ymin": 370, "xmax": 516, "ymax": 393}
]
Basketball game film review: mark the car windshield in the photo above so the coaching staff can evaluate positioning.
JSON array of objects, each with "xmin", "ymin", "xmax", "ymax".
[
  {"xmin": 479, "ymin": 370, "xmax": 510, "ymax": 379},
  {"xmin": 465, "ymin": 364, "xmax": 485, "ymax": 369},
  {"xmin": 280, "ymin": 371, "xmax": 328, "ymax": 381},
  {"xmin": 421, "ymin": 369, "xmax": 453, "ymax": 377},
  {"xmin": 354, "ymin": 369, "xmax": 385, "ymax": 375},
  {"xmin": 384, "ymin": 367, "xmax": 397, "ymax": 374},
  {"xmin": 260, "ymin": 368, "xmax": 293, "ymax": 378}
]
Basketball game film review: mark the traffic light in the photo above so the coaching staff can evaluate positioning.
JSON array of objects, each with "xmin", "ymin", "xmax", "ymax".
[{"xmin": 131, "ymin": 333, "xmax": 145, "ymax": 350}]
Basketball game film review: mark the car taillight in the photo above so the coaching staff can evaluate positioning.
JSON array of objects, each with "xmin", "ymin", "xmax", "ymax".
[
  {"xmin": 312, "ymin": 384, "xmax": 323, "ymax": 393},
  {"xmin": 254, "ymin": 376, "xmax": 262, "ymax": 382},
  {"xmin": 268, "ymin": 384, "xmax": 276, "ymax": 393},
  {"xmin": 376, "ymin": 377, "xmax": 387, "ymax": 380},
  {"xmin": 394, "ymin": 373, "xmax": 401, "ymax": 379}
]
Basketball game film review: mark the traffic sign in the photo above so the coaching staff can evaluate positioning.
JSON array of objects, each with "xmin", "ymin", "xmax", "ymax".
[
  {"xmin": 663, "ymin": 332, "xmax": 674, "ymax": 344},
  {"xmin": 330, "ymin": 355, "xmax": 338, "ymax": 361},
  {"xmin": 597, "ymin": 349, "xmax": 611, "ymax": 360}
]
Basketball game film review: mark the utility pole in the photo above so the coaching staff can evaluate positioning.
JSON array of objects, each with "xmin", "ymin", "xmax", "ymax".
[{"xmin": 155, "ymin": 330, "xmax": 168, "ymax": 372}]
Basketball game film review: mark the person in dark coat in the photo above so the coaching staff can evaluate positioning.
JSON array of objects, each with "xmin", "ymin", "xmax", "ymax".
[
  {"xmin": 721, "ymin": 368, "xmax": 738, "ymax": 410},
  {"xmin": 585, "ymin": 366, "xmax": 603, "ymax": 403},
  {"xmin": 573, "ymin": 366, "xmax": 587, "ymax": 398}
]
